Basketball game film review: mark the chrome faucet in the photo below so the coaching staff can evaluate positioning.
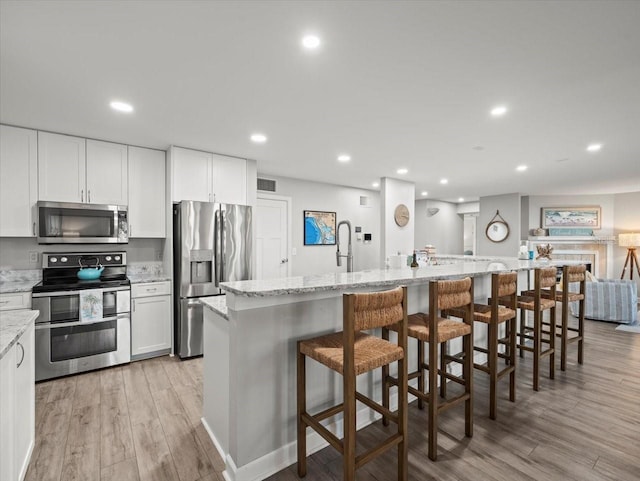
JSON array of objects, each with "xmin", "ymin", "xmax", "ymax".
[{"xmin": 336, "ymin": 220, "xmax": 353, "ymax": 272}]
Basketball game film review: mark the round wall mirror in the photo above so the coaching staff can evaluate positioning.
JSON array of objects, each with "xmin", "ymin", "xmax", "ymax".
[{"xmin": 485, "ymin": 210, "xmax": 510, "ymax": 243}]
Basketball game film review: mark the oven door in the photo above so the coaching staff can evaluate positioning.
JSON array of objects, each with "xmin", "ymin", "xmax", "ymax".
[
  {"xmin": 35, "ymin": 315, "xmax": 130, "ymax": 381},
  {"xmin": 33, "ymin": 288, "xmax": 130, "ymax": 324}
]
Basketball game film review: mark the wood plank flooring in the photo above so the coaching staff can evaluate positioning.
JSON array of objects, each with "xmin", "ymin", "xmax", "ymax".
[
  {"xmin": 27, "ymin": 356, "xmax": 224, "ymax": 481},
  {"xmin": 28, "ymin": 318, "xmax": 639, "ymax": 481}
]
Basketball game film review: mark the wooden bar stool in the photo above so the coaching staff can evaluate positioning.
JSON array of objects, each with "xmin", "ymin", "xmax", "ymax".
[
  {"xmin": 297, "ymin": 286, "xmax": 408, "ymax": 481},
  {"xmin": 496, "ymin": 267, "xmax": 557, "ymax": 391},
  {"xmin": 384, "ymin": 277, "xmax": 474, "ymax": 461},
  {"xmin": 522, "ymin": 264, "xmax": 586, "ymax": 371},
  {"xmin": 444, "ymin": 272, "xmax": 518, "ymax": 420}
]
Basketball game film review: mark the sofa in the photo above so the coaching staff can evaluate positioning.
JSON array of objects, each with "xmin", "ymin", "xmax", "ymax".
[{"xmin": 570, "ymin": 279, "xmax": 638, "ymax": 324}]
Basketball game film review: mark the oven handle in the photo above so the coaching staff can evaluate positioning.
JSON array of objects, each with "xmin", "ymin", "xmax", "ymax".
[
  {"xmin": 35, "ymin": 315, "xmax": 127, "ymax": 329},
  {"xmin": 32, "ymin": 286, "xmax": 130, "ymax": 298}
]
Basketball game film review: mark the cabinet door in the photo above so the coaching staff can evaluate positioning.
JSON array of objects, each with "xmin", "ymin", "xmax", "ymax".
[
  {"xmin": 171, "ymin": 147, "xmax": 213, "ymax": 202},
  {"xmin": 0, "ymin": 125, "xmax": 38, "ymax": 237},
  {"xmin": 14, "ymin": 324, "xmax": 34, "ymax": 481},
  {"xmin": 128, "ymin": 146, "xmax": 166, "ymax": 238},
  {"xmin": 212, "ymin": 154, "xmax": 247, "ymax": 205},
  {"xmin": 0, "ymin": 344, "xmax": 16, "ymax": 481},
  {"xmin": 38, "ymin": 131, "xmax": 86, "ymax": 202},
  {"xmin": 131, "ymin": 295, "xmax": 172, "ymax": 357},
  {"xmin": 86, "ymin": 139, "xmax": 128, "ymax": 205}
]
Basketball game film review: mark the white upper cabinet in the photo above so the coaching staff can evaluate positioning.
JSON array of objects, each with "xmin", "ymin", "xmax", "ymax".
[
  {"xmin": 128, "ymin": 146, "xmax": 166, "ymax": 238},
  {"xmin": 86, "ymin": 139, "xmax": 128, "ymax": 205},
  {"xmin": 38, "ymin": 131, "xmax": 86, "ymax": 203},
  {"xmin": 170, "ymin": 146, "xmax": 248, "ymax": 205},
  {"xmin": 38, "ymin": 132, "xmax": 128, "ymax": 205},
  {"xmin": 212, "ymin": 154, "xmax": 246, "ymax": 205},
  {"xmin": 171, "ymin": 146, "xmax": 213, "ymax": 202},
  {"xmin": 0, "ymin": 125, "xmax": 38, "ymax": 237}
]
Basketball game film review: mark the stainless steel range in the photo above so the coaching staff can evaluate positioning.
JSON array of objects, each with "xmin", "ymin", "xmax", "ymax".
[{"xmin": 32, "ymin": 252, "xmax": 131, "ymax": 381}]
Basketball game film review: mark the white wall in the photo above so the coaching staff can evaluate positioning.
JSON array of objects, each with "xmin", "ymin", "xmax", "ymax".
[
  {"xmin": 0, "ymin": 237, "xmax": 163, "ymax": 270},
  {"xmin": 258, "ymin": 175, "xmax": 381, "ymax": 276},
  {"xmin": 526, "ymin": 194, "xmax": 615, "ymax": 235},
  {"xmin": 414, "ymin": 199, "xmax": 464, "ymax": 254},
  {"xmin": 380, "ymin": 177, "xmax": 415, "ymax": 264},
  {"xmin": 477, "ymin": 193, "xmax": 521, "ymax": 256}
]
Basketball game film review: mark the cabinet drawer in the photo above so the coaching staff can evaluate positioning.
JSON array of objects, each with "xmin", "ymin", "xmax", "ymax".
[
  {"xmin": 0, "ymin": 292, "xmax": 31, "ymax": 311},
  {"xmin": 131, "ymin": 281, "xmax": 171, "ymax": 298}
]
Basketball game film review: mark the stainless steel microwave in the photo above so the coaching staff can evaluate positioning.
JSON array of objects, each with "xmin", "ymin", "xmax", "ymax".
[{"xmin": 37, "ymin": 201, "xmax": 128, "ymax": 244}]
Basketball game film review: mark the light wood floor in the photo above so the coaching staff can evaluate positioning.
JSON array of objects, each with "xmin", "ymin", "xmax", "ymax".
[
  {"xmin": 27, "ymin": 355, "xmax": 223, "ymax": 481},
  {"xmin": 28, "ymin": 318, "xmax": 640, "ymax": 481}
]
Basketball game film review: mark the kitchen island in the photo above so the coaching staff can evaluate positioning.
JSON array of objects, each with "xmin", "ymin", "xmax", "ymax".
[{"xmin": 201, "ymin": 258, "xmax": 556, "ymax": 481}]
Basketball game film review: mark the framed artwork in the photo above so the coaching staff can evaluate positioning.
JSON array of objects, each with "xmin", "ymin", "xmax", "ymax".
[
  {"xmin": 303, "ymin": 210, "xmax": 336, "ymax": 245},
  {"xmin": 541, "ymin": 206, "xmax": 601, "ymax": 229}
]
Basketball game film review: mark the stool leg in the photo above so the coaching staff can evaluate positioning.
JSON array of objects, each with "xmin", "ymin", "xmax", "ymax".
[
  {"xmin": 533, "ymin": 309, "xmax": 540, "ymax": 391},
  {"xmin": 519, "ymin": 309, "xmax": 526, "ymax": 358},
  {"xmin": 418, "ymin": 339, "xmax": 425, "ymax": 410},
  {"xmin": 428, "ymin": 340, "xmax": 438, "ymax": 461},
  {"xmin": 549, "ymin": 306, "xmax": 556, "ymax": 381},
  {"xmin": 296, "ymin": 346, "xmax": 307, "ymax": 477},
  {"xmin": 382, "ymin": 328, "xmax": 390, "ymax": 427},
  {"xmin": 343, "ymin": 364, "xmax": 356, "ymax": 480},
  {"xmin": 578, "ymin": 297, "xmax": 585, "ymax": 365},
  {"xmin": 464, "ymin": 332, "xmax": 473, "ymax": 436},
  {"xmin": 488, "ymin": 322, "xmax": 498, "ymax": 420},
  {"xmin": 398, "ymin": 355, "xmax": 408, "ymax": 481},
  {"xmin": 509, "ymin": 316, "xmax": 517, "ymax": 402},
  {"xmin": 560, "ymin": 300, "xmax": 568, "ymax": 371},
  {"xmin": 440, "ymin": 341, "xmax": 447, "ymax": 399}
]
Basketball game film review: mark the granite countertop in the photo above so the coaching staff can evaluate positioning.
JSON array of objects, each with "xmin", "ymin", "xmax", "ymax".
[
  {"xmin": 128, "ymin": 274, "xmax": 171, "ymax": 284},
  {"xmin": 0, "ymin": 279, "xmax": 41, "ymax": 294},
  {"xmin": 200, "ymin": 296, "xmax": 228, "ymax": 320},
  {"xmin": 219, "ymin": 257, "xmax": 573, "ymax": 297},
  {"xmin": 0, "ymin": 309, "xmax": 39, "ymax": 360}
]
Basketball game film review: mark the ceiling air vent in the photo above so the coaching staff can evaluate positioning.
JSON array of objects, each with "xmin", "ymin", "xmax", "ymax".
[{"xmin": 257, "ymin": 178, "xmax": 276, "ymax": 192}]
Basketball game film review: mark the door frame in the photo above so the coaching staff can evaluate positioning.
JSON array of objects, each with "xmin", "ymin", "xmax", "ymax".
[{"xmin": 256, "ymin": 193, "xmax": 293, "ymax": 277}]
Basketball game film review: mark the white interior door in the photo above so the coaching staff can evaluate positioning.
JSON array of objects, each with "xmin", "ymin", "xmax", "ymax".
[{"xmin": 256, "ymin": 196, "xmax": 289, "ymax": 279}]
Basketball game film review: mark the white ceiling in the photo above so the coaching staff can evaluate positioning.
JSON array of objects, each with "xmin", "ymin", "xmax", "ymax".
[{"xmin": 1, "ymin": 0, "xmax": 639, "ymax": 202}]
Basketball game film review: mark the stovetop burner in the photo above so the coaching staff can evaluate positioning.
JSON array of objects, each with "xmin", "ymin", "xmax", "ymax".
[{"xmin": 33, "ymin": 251, "xmax": 130, "ymax": 293}]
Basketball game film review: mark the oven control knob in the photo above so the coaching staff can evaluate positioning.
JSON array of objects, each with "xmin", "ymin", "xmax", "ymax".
[
  {"xmin": 50, "ymin": 257, "xmax": 57, "ymax": 263},
  {"xmin": 60, "ymin": 257, "xmax": 68, "ymax": 263},
  {"xmin": 114, "ymin": 255, "xmax": 121, "ymax": 261},
  {"xmin": 105, "ymin": 256, "xmax": 112, "ymax": 261}
]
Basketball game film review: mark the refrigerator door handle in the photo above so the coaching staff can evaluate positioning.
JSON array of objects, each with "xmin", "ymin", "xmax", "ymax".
[
  {"xmin": 214, "ymin": 207, "xmax": 221, "ymax": 287},
  {"xmin": 219, "ymin": 208, "xmax": 225, "ymax": 284}
]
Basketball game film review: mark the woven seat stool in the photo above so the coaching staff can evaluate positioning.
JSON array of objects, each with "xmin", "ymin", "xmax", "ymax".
[
  {"xmin": 384, "ymin": 277, "xmax": 473, "ymax": 461},
  {"xmin": 297, "ymin": 286, "xmax": 409, "ymax": 481},
  {"xmin": 521, "ymin": 264, "xmax": 586, "ymax": 371},
  {"xmin": 444, "ymin": 272, "xmax": 518, "ymax": 420},
  {"xmin": 494, "ymin": 267, "xmax": 557, "ymax": 391}
]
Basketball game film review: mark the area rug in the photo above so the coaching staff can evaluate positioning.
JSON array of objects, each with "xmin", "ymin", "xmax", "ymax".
[{"xmin": 616, "ymin": 321, "xmax": 640, "ymax": 333}]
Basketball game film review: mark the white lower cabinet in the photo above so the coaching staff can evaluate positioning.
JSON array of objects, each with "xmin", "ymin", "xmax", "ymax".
[
  {"xmin": 131, "ymin": 282, "xmax": 172, "ymax": 359},
  {"xmin": 0, "ymin": 323, "xmax": 35, "ymax": 481}
]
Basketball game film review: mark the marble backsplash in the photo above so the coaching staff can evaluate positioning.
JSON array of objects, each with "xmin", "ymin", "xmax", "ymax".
[
  {"xmin": 127, "ymin": 261, "xmax": 165, "ymax": 277},
  {"xmin": 0, "ymin": 269, "xmax": 42, "ymax": 282}
]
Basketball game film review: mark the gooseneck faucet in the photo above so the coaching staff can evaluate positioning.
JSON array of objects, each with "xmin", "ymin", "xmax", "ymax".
[{"xmin": 336, "ymin": 220, "xmax": 353, "ymax": 272}]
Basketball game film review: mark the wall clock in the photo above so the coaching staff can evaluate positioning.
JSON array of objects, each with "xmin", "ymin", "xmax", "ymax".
[
  {"xmin": 486, "ymin": 210, "xmax": 510, "ymax": 243},
  {"xmin": 394, "ymin": 204, "xmax": 410, "ymax": 227}
]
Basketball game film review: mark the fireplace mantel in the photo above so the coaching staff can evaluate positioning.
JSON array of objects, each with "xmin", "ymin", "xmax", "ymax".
[{"xmin": 528, "ymin": 235, "xmax": 616, "ymax": 278}]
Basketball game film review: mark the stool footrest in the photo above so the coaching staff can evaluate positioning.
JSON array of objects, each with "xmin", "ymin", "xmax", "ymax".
[
  {"xmin": 355, "ymin": 392, "xmax": 398, "ymax": 425},
  {"xmin": 301, "ymin": 412, "xmax": 343, "ymax": 454},
  {"xmin": 355, "ymin": 434, "xmax": 403, "ymax": 469}
]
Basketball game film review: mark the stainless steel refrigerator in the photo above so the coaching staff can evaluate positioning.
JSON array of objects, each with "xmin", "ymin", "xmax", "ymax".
[{"xmin": 173, "ymin": 201, "xmax": 252, "ymax": 358}]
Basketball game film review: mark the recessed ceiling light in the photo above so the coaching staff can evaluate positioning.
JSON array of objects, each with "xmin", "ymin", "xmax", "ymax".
[
  {"xmin": 397, "ymin": 168, "xmax": 408, "ymax": 175},
  {"xmin": 587, "ymin": 143, "xmax": 602, "ymax": 152},
  {"xmin": 302, "ymin": 35, "xmax": 320, "ymax": 49},
  {"xmin": 490, "ymin": 105, "xmax": 507, "ymax": 117},
  {"xmin": 472, "ymin": 145, "xmax": 484, "ymax": 151},
  {"xmin": 421, "ymin": 191, "xmax": 428, "ymax": 196},
  {"xmin": 458, "ymin": 197, "xmax": 465, "ymax": 202},
  {"xmin": 110, "ymin": 101, "xmax": 133, "ymax": 113},
  {"xmin": 516, "ymin": 165, "xmax": 528, "ymax": 172},
  {"xmin": 250, "ymin": 133, "xmax": 267, "ymax": 143},
  {"xmin": 440, "ymin": 178, "xmax": 448, "ymax": 185},
  {"xmin": 372, "ymin": 182, "xmax": 379, "ymax": 188},
  {"xmin": 337, "ymin": 154, "xmax": 351, "ymax": 162}
]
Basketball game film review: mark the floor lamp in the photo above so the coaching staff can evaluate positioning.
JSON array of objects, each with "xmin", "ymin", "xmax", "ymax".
[{"xmin": 619, "ymin": 233, "xmax": 640, "ymax": 280}]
